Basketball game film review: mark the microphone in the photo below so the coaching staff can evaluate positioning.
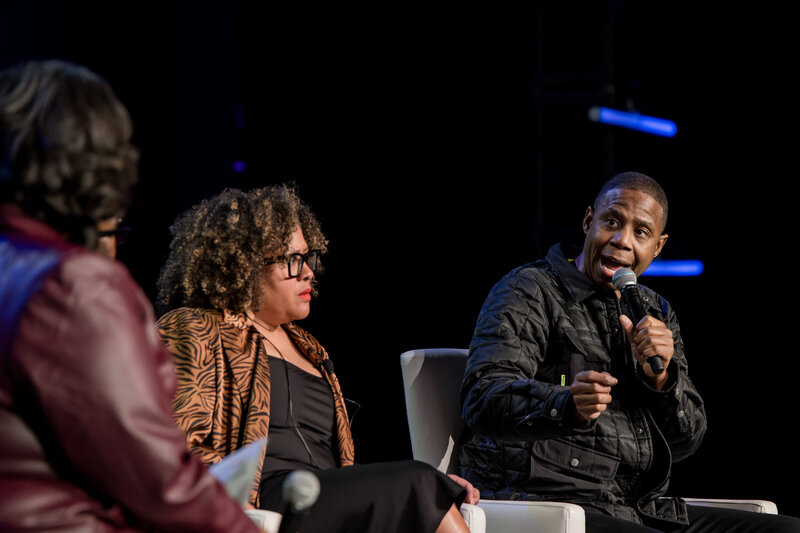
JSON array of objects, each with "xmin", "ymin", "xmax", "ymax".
[
  {"xmin": 277, "ymin": 470, "xmax": 320, "ymax": 533},
  {"xmin": 612, "ymin": 268, "xmax": 665, "ymax": 375}
]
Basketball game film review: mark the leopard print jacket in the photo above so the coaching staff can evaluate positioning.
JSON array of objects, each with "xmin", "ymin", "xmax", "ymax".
[{"xmin": 157, "ymin": 307, "xmax": 355, "ymax": 507}]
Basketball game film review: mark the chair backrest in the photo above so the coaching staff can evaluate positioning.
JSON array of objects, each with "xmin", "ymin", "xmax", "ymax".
[{"xmin": 400, "ymin": 348, "xmax": 469, "ymax": 474}]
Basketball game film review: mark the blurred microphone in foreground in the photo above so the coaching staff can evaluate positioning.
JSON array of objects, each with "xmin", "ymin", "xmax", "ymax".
[{"xmin": 277, "ymin": 470, "xmax": 320, "ymax": 533}]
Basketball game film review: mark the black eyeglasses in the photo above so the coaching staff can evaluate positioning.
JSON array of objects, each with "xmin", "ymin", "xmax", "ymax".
[
  {"xmin": 98, "ymin": 219, "xmax": 132, "ymax": 246},
  {"xmin": 268, "ymin": 250, "xmax": 322, "ymax": 278}
]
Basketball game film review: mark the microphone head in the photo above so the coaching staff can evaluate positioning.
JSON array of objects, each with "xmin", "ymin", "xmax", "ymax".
[
  {"xmin": 612, "ymin": 267, "xmax": 637, "ymax": 291},
  {"xmin": 282, "ymin": 470, "xmax": 321, "ymax": 512}
]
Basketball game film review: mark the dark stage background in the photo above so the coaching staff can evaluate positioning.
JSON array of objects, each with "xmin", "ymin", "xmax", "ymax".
[{"xmin": 3, "ymin": 1, "xmax": 798, "ymax": 517}]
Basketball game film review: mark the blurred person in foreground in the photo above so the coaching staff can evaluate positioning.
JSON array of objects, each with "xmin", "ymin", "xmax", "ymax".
[
  {"xmin": 0, "ymin": 60, "xmax": 259, "ymax": 532},
  {"xmin": 457, "ymin": 172, "xmax": 800, "ymax": 532},
  {"xmin": 156, "ymin": 184, "xmax": 478, "ymax": 533}
]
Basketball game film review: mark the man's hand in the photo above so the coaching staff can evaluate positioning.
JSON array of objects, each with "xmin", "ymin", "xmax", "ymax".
[
  {"xmin": 570, "ymin": 370, "xmax": 617, "ymax": 422},
  {"xmin": 448, "ymin": 474, "xmax": 480, "ymax": 504},
  {"xmin": 619, "ymin": 314, "xmax": 673, "ymax": 390}
]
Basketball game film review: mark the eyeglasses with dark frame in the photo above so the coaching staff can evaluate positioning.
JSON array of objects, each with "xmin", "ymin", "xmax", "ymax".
[
  {"xmin": 98, "ymin": 219, "xmax": 132, "ymax": 246},
  {"xmin": 267, "ymin": 250, "xmax": 322, "ymax": 278}
]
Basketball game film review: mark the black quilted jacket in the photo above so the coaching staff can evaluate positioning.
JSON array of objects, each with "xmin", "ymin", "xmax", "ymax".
[{"xmin": 457, "ymin": 244, "xmax": 707, "ymax": 525}]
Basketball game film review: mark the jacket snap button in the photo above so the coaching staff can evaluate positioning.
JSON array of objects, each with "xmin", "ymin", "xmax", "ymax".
[
  {"xmin": 570, "ymin": 458, "xmax": 580, "ymax": 467},
  {"xmin": 550, "ymin": 409, "xmax": 558, "ymax": 417},
  {"xmin": 677, "ymin": 409, "xmax": 685, "ymax": 418}
]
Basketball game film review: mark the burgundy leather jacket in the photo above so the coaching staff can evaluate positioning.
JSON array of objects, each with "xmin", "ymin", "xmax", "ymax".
[{"xmin": 0, "ymin": 205, "xmax": 258, "ymax": 532}]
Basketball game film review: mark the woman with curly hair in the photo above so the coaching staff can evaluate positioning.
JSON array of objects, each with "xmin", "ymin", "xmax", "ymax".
[
  {"xmin": 0, "ymin": 60, "xmax": 259, "ymax": 532},
  {"xmin": 156, "ymin": 184, "xmax": 478, "ymax": 533}
]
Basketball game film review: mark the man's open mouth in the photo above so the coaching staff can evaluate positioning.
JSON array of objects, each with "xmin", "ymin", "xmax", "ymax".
[{"xmin": 600, "ymin": 256, "xmax": 629, "ymax": 276}]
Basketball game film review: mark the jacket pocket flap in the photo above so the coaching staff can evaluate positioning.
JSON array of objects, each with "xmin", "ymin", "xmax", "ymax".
[
  {"xmin": 532, "ymin": 438, "xmax": 620, "ymax": 480},
  {"xmin": 561, "ymin": 328, "xmax": 608, "ymax": 363}
]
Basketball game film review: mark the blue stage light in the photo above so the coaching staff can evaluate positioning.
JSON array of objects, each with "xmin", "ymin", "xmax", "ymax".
[
  {"xmin": 232, "ymin": 160, "xmax": 247, "ymax": 173},
  {"xmin": 641, "ymin": 260, "xmax": 704, "ymax": 277},
  {"xmin": 588, "ymin": 106, "xmax": 678, "ymax": 138}
]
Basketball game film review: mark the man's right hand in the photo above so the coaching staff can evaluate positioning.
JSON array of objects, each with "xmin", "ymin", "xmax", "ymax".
[{"xmin": 569, "ymin": 370, "xmax": 618, "ymax": 422}]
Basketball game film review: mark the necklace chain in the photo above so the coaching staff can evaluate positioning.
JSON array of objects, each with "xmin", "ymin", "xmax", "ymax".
[{"xmin": 250, "ymin": 316, "xmax": 286, "ymax": 360}]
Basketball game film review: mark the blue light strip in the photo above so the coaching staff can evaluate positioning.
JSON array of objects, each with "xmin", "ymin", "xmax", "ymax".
[
  {"xmin": 641, "ymin": 260, "xmax": 704, "ymax": 277},
  {"xmin": 588, "ymin": 106, "xmax": 678, "ymax": 138}
]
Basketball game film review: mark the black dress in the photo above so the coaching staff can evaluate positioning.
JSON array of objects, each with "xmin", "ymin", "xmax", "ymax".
[{"xmin": 259, "ymin": 356, "xmax": 466, "ymax": 532}]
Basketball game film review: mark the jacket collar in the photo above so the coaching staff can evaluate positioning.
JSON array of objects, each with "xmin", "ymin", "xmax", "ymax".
[
  {"xmin": 545, "ymin": 243, "xmax": 605, "ymax": 303},
  {"xmin": 223, "ymin": 309, "xmax": 251, "ymax": 330},
  {"xmin": 221, "ymin": 309, "xmax": 328, "ymax": 368},
  {"xmin": 546, "ymin": 242, "xmax": 662, "ymax": 316}
]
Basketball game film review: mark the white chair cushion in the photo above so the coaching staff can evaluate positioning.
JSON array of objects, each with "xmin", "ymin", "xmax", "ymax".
[{"xmin": 245, "ymin": 509, "xmax": 283, "ymax": 532}]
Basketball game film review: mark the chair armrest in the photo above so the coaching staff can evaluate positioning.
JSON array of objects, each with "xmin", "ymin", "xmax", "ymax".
[
  {"xmin": 477, "ymin": 499, "xmax": 586, "ymax": 533},
  {"xmin": 247, "ymin": 505, "xmax": 488, "ymax": 533},
  {"xmin": 682, "ymin": 498, "xmax": 778, "ymax": 514},
  {"xmin": 459, "ymin": 503, "xmax": 486, "ymax": 533},
  {"xmin": 245, "ymin": 509, "xmax": 283, "ymax": 532}
]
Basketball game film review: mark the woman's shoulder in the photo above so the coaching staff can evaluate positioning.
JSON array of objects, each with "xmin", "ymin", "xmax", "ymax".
[
  {"xmin": 156, "ymin": 308, "xmax": 230, "ymax": 363},
  {"xmin": 54, "ymin": 249, "xmax": 154, "ymax": 324},
  {"xmin": 157, "ymin": 307, "xmax": 225, "ymax": 333}
]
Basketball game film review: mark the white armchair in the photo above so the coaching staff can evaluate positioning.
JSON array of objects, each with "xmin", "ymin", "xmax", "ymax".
[{"xmin": 400, "ymin": 348, "xmax": 777, "ymax": 533}]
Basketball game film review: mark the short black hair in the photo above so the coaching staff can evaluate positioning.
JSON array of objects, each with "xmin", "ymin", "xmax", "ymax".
[
  {"xmin": 0, "ymin": 60, "xmax": 138, "ymax": 247},
  {"xmin": 594, "ymin": 171, "xmax": 668, "ymax": 232}
]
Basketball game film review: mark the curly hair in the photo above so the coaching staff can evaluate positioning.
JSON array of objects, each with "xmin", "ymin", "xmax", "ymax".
[
  {"xmin": 0, "ymin": 60, "xmax": 139, "ymax": 248},
  {"xmin": 156, "ymin": 184, "xmax": 328, "ymax": 315}
]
